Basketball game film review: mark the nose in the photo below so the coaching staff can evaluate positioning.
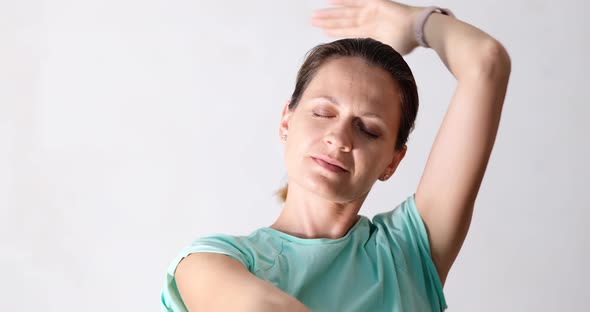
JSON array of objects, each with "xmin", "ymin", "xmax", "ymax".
[{"xmin": 323, "ymin": 125, "xmax": 352, "ymax": 152}]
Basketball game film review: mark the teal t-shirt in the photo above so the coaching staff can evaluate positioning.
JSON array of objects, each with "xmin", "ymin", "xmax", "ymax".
[{"xmin": 161, "ymin": 193, "xmax": 447, "ymax": 311}]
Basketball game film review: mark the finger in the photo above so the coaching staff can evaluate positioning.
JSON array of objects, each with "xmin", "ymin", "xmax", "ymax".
[
  {"xmin": 312, "ymin": 7, "xmax": 359, "ymax": 19},
  {"xmin": 311, "ymin": 17, "xmax": 360, "ymax": 29},
  {"xmin": 328, "ymin": 0, "xmax": 364, "ymax": 7}
]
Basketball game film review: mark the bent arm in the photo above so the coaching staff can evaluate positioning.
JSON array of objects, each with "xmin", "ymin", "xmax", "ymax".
[
  {"xmin": 415, "ymin": 12, "xmax": 511, "ymax": 286},
  {"xmin": 309, "ymin": 0, "xmax": 511, "ymax": 289},
  {"xmin": 423, "ymin": 12, "xmax": 511, "ymax": 79},
  {"xmin": 175, "ymin": 253, "xmax": 310, "ymax": 312}
]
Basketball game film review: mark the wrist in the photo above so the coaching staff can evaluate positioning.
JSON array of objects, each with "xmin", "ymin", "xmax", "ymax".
[
  {"xmin": 378, "ymin": 2, "xmax": 424, "ymax": 54},
  {"xmin": 407, "ymin": 6, "xmax": 426, "ymax": 48},
  {"xmin": 414, "ymin": 6, "xmax": 456, "ymax": 48}
]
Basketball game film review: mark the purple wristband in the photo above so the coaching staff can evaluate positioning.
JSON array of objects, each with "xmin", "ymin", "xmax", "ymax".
[{"xmin": 414, "ymin": 6, "xmax": 455, "ymax": 48}]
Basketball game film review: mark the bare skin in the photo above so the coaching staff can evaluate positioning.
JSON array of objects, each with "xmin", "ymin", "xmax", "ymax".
[
  {"xmin": 273, "ymin": 0, "xmax": 511, "ymax": 289},
  {"xmin": 271, "ymin": 56, "xmax": 406, "ymax": 240}
]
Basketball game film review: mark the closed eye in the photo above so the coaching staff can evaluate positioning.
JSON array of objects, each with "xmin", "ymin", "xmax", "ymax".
[
  {"xmin": 312, "ymin": 112, "xmax": 380, "ymax": 139},
  {"xmin": 359, "ymin": 126, "xmax": 379, "ymax": 139},
  {"xmin": 312, "ymin": 112, "xmax": 332, "ymax": 118}
]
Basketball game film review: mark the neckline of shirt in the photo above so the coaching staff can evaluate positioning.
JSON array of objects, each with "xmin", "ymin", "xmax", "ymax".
[{"xmin": 258, "ymin": 215, "xmax": 368, "ymax": 245}]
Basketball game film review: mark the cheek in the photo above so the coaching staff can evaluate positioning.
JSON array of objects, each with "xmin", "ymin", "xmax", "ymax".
[
  {"xmin": 285, "ymin": 120, "xmax": 318, "ymax": 159},
  {"xmin": 356, "ymin": 149, "xmax": 386, "ymax": 175},
  {"xmin": 297, "ymin": 117, "xmax": 325, "ymax": 143}
]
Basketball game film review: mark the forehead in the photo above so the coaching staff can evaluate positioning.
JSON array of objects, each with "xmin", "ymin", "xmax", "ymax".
[{"xmin": 302, "ymin": 57, "xmax": 401, "ymax": 113}]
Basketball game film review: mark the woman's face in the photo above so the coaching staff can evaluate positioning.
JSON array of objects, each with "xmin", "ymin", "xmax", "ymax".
[{"xmin": 280, "ymin": 56, "xmax": 407, "ymax": 203}]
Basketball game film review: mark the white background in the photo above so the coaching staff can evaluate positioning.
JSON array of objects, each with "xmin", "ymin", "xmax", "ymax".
[{"xmin": 2, "ymin": 0, "xmax": 589, "ymax": 311}]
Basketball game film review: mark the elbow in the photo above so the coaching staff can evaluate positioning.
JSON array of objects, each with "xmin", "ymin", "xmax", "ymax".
[{"xmin": 471, "ymin": 39, "xmax": 512, "ymax": 80}]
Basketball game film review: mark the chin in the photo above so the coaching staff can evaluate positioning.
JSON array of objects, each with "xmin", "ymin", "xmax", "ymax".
[
  {"xmin": 287, "ymin": 158, "xmax": 358, "ymax": 201},
  {"xmin": 300, "ymin": 171, "xmax": 357, "ymax": 203}
]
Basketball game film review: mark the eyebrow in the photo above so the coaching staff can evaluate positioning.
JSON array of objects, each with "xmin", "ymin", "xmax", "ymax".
[{"xmin": 313, "ymin": 95, "xmax": 385, "ymax": 120}]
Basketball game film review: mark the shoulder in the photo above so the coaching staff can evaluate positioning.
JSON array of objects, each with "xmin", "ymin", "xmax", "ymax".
[
  {"xmin": 371, "ymin": 193, "xmax": 432, "ymax": 257},
  {"xmin": 161, "ymin": 229, "xmax": 283, "ymax": 310},
  {"xmin": 371, "ymin": 193, "xmax": 419, "ymax": 231},
  {"xmin": 178, "ymin": 229, "xmax": 283, "ymax": 272},
  {"xmin": 182, "ymin": 233, "xmax": 256, "ymax": 269},
  {"xmin": 370, "ymin": 194, "xmax": 448, "ymax": 309}
]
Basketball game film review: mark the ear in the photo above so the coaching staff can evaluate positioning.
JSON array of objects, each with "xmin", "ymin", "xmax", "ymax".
[
  {"xmin": 279, "ymin": 100, "xmax": 292, "ymax": 140},
  {"xmin": 381, "ymin": 144, "xmax": 407, "ymax": 180}
]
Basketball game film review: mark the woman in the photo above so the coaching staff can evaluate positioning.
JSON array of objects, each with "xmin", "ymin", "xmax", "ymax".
[{"xmin": 161, "ymin": 0, "xmax": 511, "ymax": 311}]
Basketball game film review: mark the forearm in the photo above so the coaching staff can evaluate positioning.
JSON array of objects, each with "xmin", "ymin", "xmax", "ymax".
[
  {"xmin": 256, "ymin": 280, "xmax": 311, "ymax": 312},
  {"xmin": 423, "ymin": 12, "xmax": 511, "ymax": 80},
  {"xmin": 176, "ymin": 253, "xmax": 310, "ymax": 312}
]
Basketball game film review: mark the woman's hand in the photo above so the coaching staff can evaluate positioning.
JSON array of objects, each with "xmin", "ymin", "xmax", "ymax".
[{"xmin": 311, "ymin": 0, "xmax": 423, "ymax": 55}]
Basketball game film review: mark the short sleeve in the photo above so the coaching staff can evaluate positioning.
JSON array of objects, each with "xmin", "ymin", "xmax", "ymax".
[
  {"xmin": 160, "ymin": 235, "xmax": 253, "ymax": 312},
  {"xmin": 372, "ymin": 193, "xmax": 448, "ymax": 311}
]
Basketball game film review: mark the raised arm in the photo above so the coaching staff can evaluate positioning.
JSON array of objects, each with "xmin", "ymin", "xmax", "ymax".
[
  {"xmin": 312, "ymin": 0, "xmax": 511, "ymax": 286},
  {"xmin": 413, "ymin": 11, "xmax": 511, "ymax": 287}
]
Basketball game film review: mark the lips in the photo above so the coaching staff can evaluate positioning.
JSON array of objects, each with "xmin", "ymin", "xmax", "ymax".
[{"xmin": 312, "ymin": 155, "xmax": 349, "ymax": 172}]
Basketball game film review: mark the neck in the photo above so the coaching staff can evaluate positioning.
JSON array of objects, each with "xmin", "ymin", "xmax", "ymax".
[{"xmin": 269, "ymin": 182, "xmax": 368, "ymax": 239}]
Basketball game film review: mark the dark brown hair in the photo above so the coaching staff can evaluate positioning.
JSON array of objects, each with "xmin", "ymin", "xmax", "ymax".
[{"xmin": 276, "ymin": 38, "xmax": 419, "ymax": 202}]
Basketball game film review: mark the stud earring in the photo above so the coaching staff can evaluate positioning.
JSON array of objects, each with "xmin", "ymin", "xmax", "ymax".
[{"xmin": 281, "ymin": 134, "xmax": 287, "ymax": 141}]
